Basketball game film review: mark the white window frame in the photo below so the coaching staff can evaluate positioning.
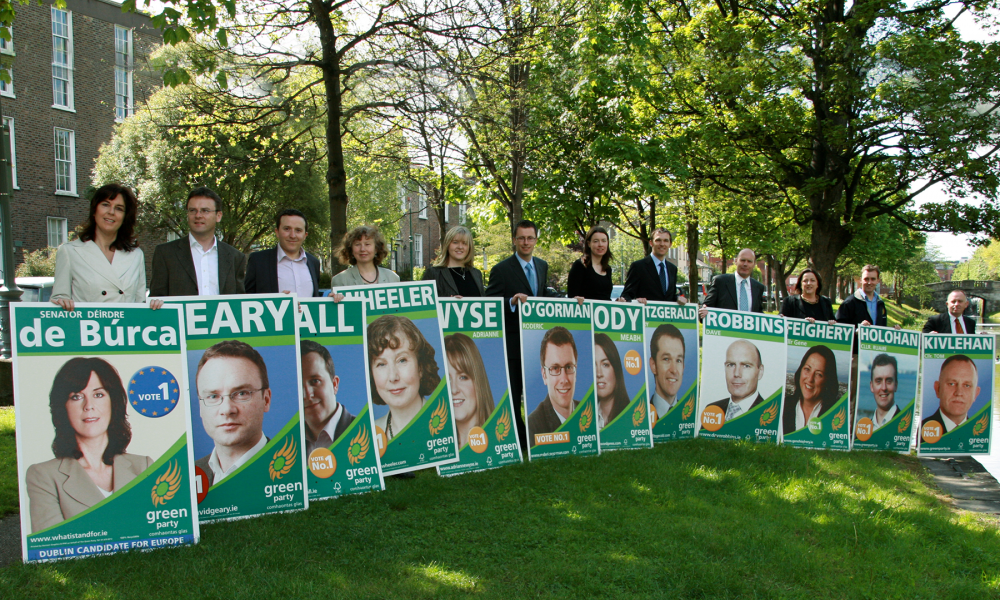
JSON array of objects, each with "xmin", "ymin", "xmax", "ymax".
[
  {"xmin": 0, "ymin": 26, "xmax": 13, "ymax": 55},
  {"xmin": 414, "ymin": 234, "xmax": 423, "ymax": 265},
  {"xmin": 54, "ymin": 128, "xmax": 76, "ymax": 195},
  {"xmin": 3, "ymin": 117, "xmax": 15, "ymax": 189},
  {"xmin": 418, "ymin": 187, "xmax": 427, "ymax": 219},
  {"xmin": 47, "ymin": 217, "xmax": 68, "ymax": 248},
  {"xmin": 51, "ymin": 7, "xmax": 74, "ymax": 111},
  {"xmin": 0, "ymin": 71, "xmax": 12, "ymax": 98},
  {"xmin": 114, "ymin": 26, "xmax": 133, "ymax": 121},
  {"xmin": 444, "ymin": 202, "xmax": 450, "ymax": 223},
  {"xmin": 459, "ymin": 201, "xmax": 468, "ymax": 225}
]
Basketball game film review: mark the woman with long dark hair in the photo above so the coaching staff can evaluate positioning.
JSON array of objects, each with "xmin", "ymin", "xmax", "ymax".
[
  {"xmin": 567, "ymin": 226, "xmax": 614, "ymax": 301},
  {"xmin": 782, "ymin": 345, "xmax": 841, "ymax": 435},
  {"xmin": 594, "ymin": 333, "xmax": 631, "ymax": 429}
]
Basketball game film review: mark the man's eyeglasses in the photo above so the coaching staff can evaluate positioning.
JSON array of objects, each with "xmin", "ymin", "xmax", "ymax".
[
  {"xmin": 515, "ymin": 236, "xmax": 537, "ymax": 243},
  {"xmin": 199, "ymin": 388, "xmax": 264, "ymax": 406},
  {"xmin": 545, "ymin": 364, "xmax": 576, "ymax": 376},
  {"xmin": 188, "ymin": 208, "xmax": 219, "ymax": 216}
]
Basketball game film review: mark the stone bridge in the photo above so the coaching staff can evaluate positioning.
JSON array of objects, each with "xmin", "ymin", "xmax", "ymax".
[{"xmin": 925, "ymin": 280, "xmax": 1000, "ymax": 314}]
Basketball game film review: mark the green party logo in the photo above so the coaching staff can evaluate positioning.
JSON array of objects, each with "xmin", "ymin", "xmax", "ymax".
[
  {"xmin": 429, "ymin": 399, "xmax": 448, "ymax": 435},
  {"xmin": 759, "ymin": 402, "xmax": 778, "ymax": 426},
  {"xmin": 898, "ymin": 412, "xmax": 912, "ymax": 434},
  {"xmin": 495, "ymin": 408, "xmax": 512, "ymax": 441},
  {"xmin": 831, "ymin": 407, "xmax": 846, "ymax": 431},
  {"xmin": 347, "ymin": 425, "xmax": 371, "ymax": 465},
  {"xmin": 632, "ymin": 400, "xmax": 646, "ymax": 427},
  {"xmin": 974, "ymin": 413, "xmax": 989, "ymax": 436},
  {"xmin": 151, "ymin": 461, "xmax": 182, "ymax": 507},
  {"xmin": 269, "ymin": 438, "xmax": 297, "ymax": 480},
  {"xmin": 681, "ymin": 396, "xmax": 694, "ymax": 420},
  {"xmin": 579, "ymin": 401, "xmax": 593, "ymax": 431}
]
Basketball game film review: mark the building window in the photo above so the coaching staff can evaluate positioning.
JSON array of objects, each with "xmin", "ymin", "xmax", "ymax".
[
  {"xmin": 47, "ymin": 217, "xmax": 68, "ymax": 247},
  {"xmin": 3, "ymin": 117, "xmax": 15, "ymax": 189},
  {"xmin": 0, "ymin": 72, "xmax": 12, "ymax": 98},
  {"xmin": 418, "ymin": 188, "xmax": 427, "ymax": 219},
  {"xmin": 400, "ymin": 187, "xmax": 408, "ymax": 212},
  {"xmin": 51, "ymin": 8, "xmax": 74, "ymax": 110},
  {"xmin": 459, "ymin": 202, "xmax": 468, "ymax": 224},
  {"xmin": 54, "ymin": 128, "xmax": 76, "ymax": 195},
  {"xmin": 414, "ymin": 234, "xmax": 423, "ymax": 265},
  {"xmin": 115, "ymin": 26, "xmax": 133, "ymax": 121},
  {"xmin": 0, "ymin": 26, "xmax": 12, "ymax": 55}
]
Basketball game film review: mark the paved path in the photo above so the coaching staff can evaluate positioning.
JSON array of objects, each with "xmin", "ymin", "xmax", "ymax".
[
  {"xmin": 922, "ymin": 456, "xmax": 1000, "ymax": 514},
  {"xmin": 0, "ymin": 514, "xmax": 21, "ymax": 568}
]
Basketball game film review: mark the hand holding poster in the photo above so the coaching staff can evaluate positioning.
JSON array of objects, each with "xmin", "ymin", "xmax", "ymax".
[
  {"xmin": 852, "ymin": 326, "xmax": 920, "ymax": 452},
  {"xmin": 780, "ymin": 320, "xmax": 854, "ymax": 450},
  {"xmin": 336, "ymin": 281, "xmax": 459, "ymax": 474},
  {"xmin": 697, "ymin": 310, "xmax": 786, "ymax": 443},
  {"xmin": 165, "ymin": 295, "xmax": 308, "ymax": 522},
  {"xmin": 520, "ymin": 298, "xmax": 599, "ymax": 460},
  {"xmin": 297, "ymin": 299, "xmax": 384, "ymax": 499},
  {"xmin": 437, "ymin": 298, "xmax": 523, "ymax": 476},
  {"xmin": 13, "ymin": 303, "xmax": 199, "ymax": 562},
  {"xmin": 918, "ymin": 333, "xmax": 994, "ymax": 456},
  {"xmin": 591, "ymin": 301, "xmax": 652, "ymax": 451},
  {"xmin": 643, "ymin": 302, "xmax": 699, "ymax": 443}
]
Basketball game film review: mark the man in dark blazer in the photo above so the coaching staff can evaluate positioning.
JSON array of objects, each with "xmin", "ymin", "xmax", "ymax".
[
  {"xmin": 149, "ymin": 187, "xmax": 247, "ymax": 296},
  {"xmin": 923, "ymin": 290, "xmax": 977, "ymax": 334},
  {"xmin": 301, "ymin": 340, "xmax": 355, "ymax": 454},
  {"xmin": 699, "ymin": 248, "xmax": 765, "ymax": 319},
  {"xmin": 246, "ymin": 208, "xmax": 322, "ymax": 297},
  {"xmin": 706, "ymin": 339, "xmax": 767, "ymax": 421},
  {"xmin": 485, "ymin": 219, "xmax": 558, "ymax": 449},
  {"xmin": 526, "ymin": 326, "xmax": 579, "ymax": 438},
  {"xmin": 621, "ymin": 228, "xmax": 687, "ymax": 304},
  {"xmin": 922, "ymin": 354, "xmax": 981, "ymax": 434}
]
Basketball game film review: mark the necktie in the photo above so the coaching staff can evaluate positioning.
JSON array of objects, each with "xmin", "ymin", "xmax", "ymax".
[
  {"xmin": 955, "ymin": 318, "xmax": 964, "ymax": 334},
  {"xmin": 658, "ymin": 261, "xmax": 667, "ymax": 296},
  {"xmin": 739, "ymin": 279, "xmax": 749, "ymax": 312},
  {"xmin": 726, "ymin": 401, "xmax": 742, "ymax": 421},
  {"xmin": 525, "ymin": 262, "xmax": 538, "ymax": 296}
]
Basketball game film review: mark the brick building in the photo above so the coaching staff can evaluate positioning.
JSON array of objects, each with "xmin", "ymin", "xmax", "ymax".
[
  {"xmin": 1, "ymin": 0, "xmax": 160, "ymax": 268},
  {"xmin": 392, "ymin": 184, "xmax": 469, "ymax": 275}
]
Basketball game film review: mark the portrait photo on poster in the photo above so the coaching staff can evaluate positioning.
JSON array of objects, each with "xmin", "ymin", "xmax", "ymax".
[
  {"xmin": 645, "ymin": 324, "xmax": 698, "ymax": 420},
  {"xmin": 593, "ymin": 333, "xmax": 644, "ymax": 429},
  {"xmin": 699, "ymin": 336, "xmax": 786, "ymax": 417},
  {"xmin": 920, "ymin": 355, "xmax": 993, "ymax": 436},
  {"xmin": 522, "ymin": 327, "xmax": 595, "ymax": 437},
  {"xmin": 782, "ymin": 343, "xmax": 852, "ymax": 435},
  {"xmin": 856, "ymin": 353, "xmax": 919, "ymax": 429},
  {"xmin": 444, "ymin": 333, "xmax": 509, "ymax": 449}
]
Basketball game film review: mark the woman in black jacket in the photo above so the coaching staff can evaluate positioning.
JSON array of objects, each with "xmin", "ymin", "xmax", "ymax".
[{"xmin": 780, "ymin": 268, "xmax": 836, "ymax": 324}]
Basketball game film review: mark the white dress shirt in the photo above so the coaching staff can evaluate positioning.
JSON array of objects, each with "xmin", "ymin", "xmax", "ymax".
[
  {"xmin": 939, "ymin": 412, "xmax": 962, "ymax": 433},
  {"xmin": 189, "ymin": 234, "xmax": 220, "ymax": 296},
  {"xmin": 277, "ymin": 246, "xmax": 314, "ymax": 298},
  {"xmin": 727, "ymin": 394, "xmax": 757, "ymax": 418},
  {"xmin": 651, "ymin": 392, "xmax": 675, "ymax": 419},
  {"xmin": 873, "ymin": 404, "xmax": 899, "ymax": 430},
  {"xmin": 734, "ymin": 272, "xmax": 751, "ymax": 312},
  {"xmin": 794, "ymin": 400, "xmax": 824, "ymax": 431},
  {"xmin": 949, "ymin": 316, "xmax": 967, "ymax": 334},
  {"xmin": 208, "ymin": 434, "xmax": 268, "ymax": 485}
]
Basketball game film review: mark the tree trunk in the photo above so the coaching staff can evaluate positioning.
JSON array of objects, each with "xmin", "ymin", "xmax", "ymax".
[
  {"xmin": 810, "ymin": 216, "xmax": 852, "ymax": 299},
  {"xmin": 686, "ymin": 217, "xmax": 699, "ymax": 301},
  {"xmin": 764, "ymin": 255, "xmax": 773, "ymax": 311}
]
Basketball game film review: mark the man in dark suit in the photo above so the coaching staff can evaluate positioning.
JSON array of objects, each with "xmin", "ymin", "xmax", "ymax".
[
  {"xmin": 301, "ymin": 340, "xmax": 355, "ymax": 454},
  {"xmin": 485, "ymin": 219, "xmax": 558, "ymax": 449},
  {"xmin": 922, "ymin": 354, "xmax": 981, "ymax": 435},
  {"xmin": 527, "ymin": 326, "xmax": 579, "ymax": 439},
  {"xmin": 923, "ymin": 290, "xmax": 977, "ymax": 335},
  {"xmin": 699, "ymin": 248, "xmax": 765, "ymax": 319},
  {"xmin": 246, "ymin": 208, "xmax": 322, "ymax": 297},
  {"xmin": 149, "ymin": 187, "xmax": 247, "ymax": 297},
  {"xmin": 706, "ymin": 339, "xmax": 767, "ymax": 422},
  {"xmin": 621, "ymin": 228, "xmax": 687, "ymax": 304}
]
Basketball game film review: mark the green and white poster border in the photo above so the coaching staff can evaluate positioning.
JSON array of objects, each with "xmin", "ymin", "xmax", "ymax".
[
  {"xmin": 851, "ymin": 326, "xmax": 921, "ymax": 453},
  {"xmin": 591, "ymin": 300, "xmax": 652, "ymax": 451},
  {"xmin": 643, "ymin": 302, "xmax": 699, "ymax": 443}
]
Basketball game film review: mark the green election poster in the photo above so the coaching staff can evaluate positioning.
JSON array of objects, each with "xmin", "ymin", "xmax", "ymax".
[
  {"xmin": 520, "ymin": 298, "xmax": 599, "ymax": 460},
  {"xmin": 643, "ymin": 302, "xmax": 699, "ymax": 443},
  {"xmin": 335, "ymin": 281, "xmax": 459, "ymax": 474},
  {"xmin": 591, "ymin": 301, "xmax": 652, "ymax": 451},
  {"xmin": 780, "ymin": 321, "xmax": 854, "ymax": 450},
  {"xmin": 437, "ymin": 298, "xmax": 524, "ymax": 476},
  {"xmin": 852, "ymin": 326, "xmax": 920, "ymax": 452},
  {"xmin": 165, "ymin": 295, "xmax": 308, "ymax": 522},
  {"xmin": 696, "ymin": 310, "xmax": 786, "ymax": 444},
  {"xmin": 918, "ymin": 333, "xmax": 994, "ymax": 456},
  {"xmin": 12, "ymin": 303, "xmax": 199, "ymax": 562},
  {"xmin": 298, "ymin": 299, "xmax": 384, "ymax": 499}
]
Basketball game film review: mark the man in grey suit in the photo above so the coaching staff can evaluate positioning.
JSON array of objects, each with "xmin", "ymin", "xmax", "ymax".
[
  {"xmin": 698, "ymin": 248, "xmax": 765, "ymax": 319},
  {"xmin": 149, "ymin": 187, "xmax": 247, "ymax": 297}
]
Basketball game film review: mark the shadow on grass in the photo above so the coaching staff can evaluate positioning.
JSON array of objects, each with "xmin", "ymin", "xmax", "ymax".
[
  {"xmin": 2, "ymin": 439, "xmax": 999, "ymax": 600},
  {"xmin": 0, "ymin": 407, "xmax": 16, "ymax": 516}
]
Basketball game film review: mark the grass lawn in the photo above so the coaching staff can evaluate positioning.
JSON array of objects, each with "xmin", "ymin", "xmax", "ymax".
[
  {"xmin": 1, "ymin": 440, "xmax": 999, "ymax": 599},
  {"xmin": 0, "ymin": 407, "xmax": 16, "ymax": 517}
]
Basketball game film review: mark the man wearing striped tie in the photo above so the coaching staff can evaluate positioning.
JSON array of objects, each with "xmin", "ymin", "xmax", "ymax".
[
  {"xmin": 706, "ymin": 339, "xmax": 767, "ymax": 420},
  {"xmin": 698, "ymin": 248, "xmax": 766, "ymax": 320},
  {"xmin": 922, "ymin": 290, "xmax": 977, "ymax": 335}
]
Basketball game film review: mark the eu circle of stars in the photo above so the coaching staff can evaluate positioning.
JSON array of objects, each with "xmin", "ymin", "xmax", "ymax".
[{"xmin": 127, "ymin": 366, "xmax": 180, "ymax": 418}]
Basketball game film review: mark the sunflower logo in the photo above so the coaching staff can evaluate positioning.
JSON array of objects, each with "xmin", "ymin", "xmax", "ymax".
[
  {"xmin": 428, "ymin": 399, "xmax": 449, "ymax": 435},
  {"xmin": 973, "ymin": 413, "xmax": 990, "ymax": 436},
  {"xmin": 759, "ymin": 402, "xmax": 777, "ymax": 426},
  {"xmin": 831, "ymin": 407, "xmax": 846, "ymax": 431},
  {"xmin": 495, "ymin": 408, "xmax": 512, "ymax": 441},
  {"xmin": 151, "ymin": 461, "xmax": 182, "ymax": 507},
  {"xmin": 898, "ymin": 411, "xmax": 912, "ymax": 434},
  {"xmin": 681, "ymin": 396, "xmax": 694, "ymax": 420},
  {"xmin": 347, "ymin": 425, "xmax": 370, "ymax": 465},
  {"xmin": 269, "ymin": 437, "xmax": 297, "ymax": 481},
  {"xmin": 632, "ymin": 400, "xmax": 646, "ymax": 427},
  {"xmin": 579, "ymin": 401, "xmax": 593, "ymax": 431}
]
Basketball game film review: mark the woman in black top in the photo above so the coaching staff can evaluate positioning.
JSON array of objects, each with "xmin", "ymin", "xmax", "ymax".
[
  {"xmin": 780, "ymin": 268, "xmax": 836, "ymax": 324},
  {"xmin": 567, "ymin": 226, "xmax": 614, "ymax": 301},
  {"xmin": 422, "ymin": 226, "xmax": 485, "ymax": 297}
]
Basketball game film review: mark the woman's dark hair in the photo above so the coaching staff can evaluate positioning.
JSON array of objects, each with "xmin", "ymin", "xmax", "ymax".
[
  {"xmin": 582, "ymin": 226, "xmax": 613, "ymax": 270},
  {"xmin": 594, "ymin": 333, "xmax": 629, "ymax": 406},
  {"xmin": 337, "ymin": 225, "xmax": 389, "ymax": 267},
  {"xmin": 791, "ymin": 345, "xmax": 840, "ymax": 409},
  {"xmin": 50, "ymin": 357, "xmax": 132, "ymax": 465},
  {"xmin": 367, "ymin": 315, "xmax": 441, "ymax": 405},
  {"xmin": 794, "ymin": 268, "xmax": 823, "ymax": 295},
  {"xmin": 77, "ymin": 184, "xmax": 139, "ymax": 252}
]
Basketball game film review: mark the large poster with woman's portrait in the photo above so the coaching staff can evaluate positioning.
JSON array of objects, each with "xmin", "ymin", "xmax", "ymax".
[
  {"xmin": 918, "ymin": 333, "xmax": 994, "ymax": 456},
  {"xmin": 436, "ymin": 298, "xmax": 523, "ymax": 476},
  {"xmin": 696, "ymin": 310, "xmax": 786, "ymax": 443},
  {"xmin": 165, "ymin": 295, "xmax": 308, "ymax": 523},
  {"xmin": 591, "ymin": 301, "xmax": 652, "ymax": 451},
  {"xmin": 520, "ymin": 298, "xmax": 599, "ymax": 460},
  {"xmin": 13, "ymin": 303, "xmax": 199, "ymax": 562},
  {"xmin": 298, "ymin": 299, "xmax": 384, "ymax": 499},
  {"xmin": 780, "ymin": 321, "xmax": 854, "ymax": 450},
  {"xmin": 643, "ymin": 302, "xmax": 699, "ymax": 443},
  {"xmin": 852, "ymin": 326, "xmax": 920, "ymax": 452},
  {"xmin": 335, "ymin": 281, "xmax": 459, "ymax": 474}
]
